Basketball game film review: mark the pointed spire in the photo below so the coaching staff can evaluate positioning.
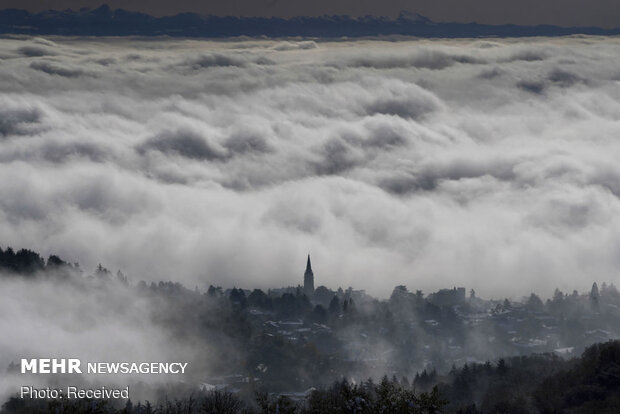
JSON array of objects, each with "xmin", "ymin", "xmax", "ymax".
[{"xmin": 304, "ymin": 254, "xmax": 314, "ymax": 296}]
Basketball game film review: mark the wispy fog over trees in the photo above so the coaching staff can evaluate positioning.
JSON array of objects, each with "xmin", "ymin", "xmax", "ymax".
[{"xmin": 2, "ymin": 246, "xmax": 620, "ymax": 412}]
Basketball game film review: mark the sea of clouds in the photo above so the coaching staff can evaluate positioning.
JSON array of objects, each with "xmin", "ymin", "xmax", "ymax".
[{"xmin": 2, "ymin": 35, "xmax": 620, "ymax": 298}]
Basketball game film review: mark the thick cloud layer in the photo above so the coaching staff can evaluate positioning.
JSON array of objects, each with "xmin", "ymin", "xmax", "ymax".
[{"xmin": 2, "ymin": 35, "xmax": 620, "ymax": 298}]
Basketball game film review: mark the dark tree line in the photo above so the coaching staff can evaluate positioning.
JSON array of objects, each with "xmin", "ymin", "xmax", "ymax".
[
  {"xmin": 0, "ymin": 246, "xmax": 45, "ymax": 274},
  {"xmin": 1, "ymin": 381, "xmax": 446, "ymax": 414},
  {"xmin": 435, "ymin": 340, "xmax": 620, "ymax": 413},
  {"xmin": 0, "ymin": 246, "xmax": 78, "ymax": 276},
  {"xmin": 5, "ymin": 342, "xmax": 620, "ymax": 413}
]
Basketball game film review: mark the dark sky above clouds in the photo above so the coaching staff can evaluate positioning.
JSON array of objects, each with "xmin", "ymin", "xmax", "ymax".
[{"xmin": 4, "ymin": 0, "xmax": 620, "ymax": 28}]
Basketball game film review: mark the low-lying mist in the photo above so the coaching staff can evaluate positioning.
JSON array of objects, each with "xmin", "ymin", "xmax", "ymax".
[{"xmin": 0, "ymin": 272, "xmax": 224, "ymax": 403}]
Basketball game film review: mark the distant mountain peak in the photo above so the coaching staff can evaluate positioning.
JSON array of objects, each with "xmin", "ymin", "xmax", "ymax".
[
  {"xmin": 398, "ymin": 11, "xmax": 433, "ymax": 24},
  {"xmin": 0, "ymin": 7, "xmax": 615, "ymax": 38},
  {"xmin": 93, "ymin": 4, "xmax": 111, "ymax": 12}
]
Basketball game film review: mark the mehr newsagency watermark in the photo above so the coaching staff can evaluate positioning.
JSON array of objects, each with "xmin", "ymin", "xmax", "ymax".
[{"xmin": 17, "ymin": 358, "xmax": 189, "ymax": 399}]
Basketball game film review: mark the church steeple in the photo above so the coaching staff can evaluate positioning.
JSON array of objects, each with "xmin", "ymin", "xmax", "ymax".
[{"xmin": 304, "ymin": 254, "xmax": 314, "ymax": 296}]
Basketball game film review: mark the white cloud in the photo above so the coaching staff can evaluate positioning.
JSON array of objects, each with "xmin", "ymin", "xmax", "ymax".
[{"xmin": 2, "ymin": 36, "xmax": 620, "ymax": 298}]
